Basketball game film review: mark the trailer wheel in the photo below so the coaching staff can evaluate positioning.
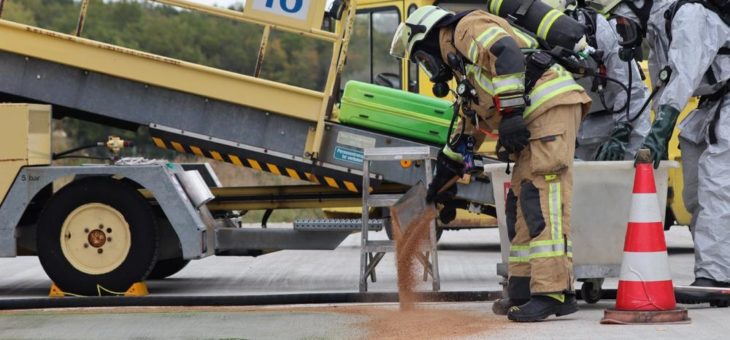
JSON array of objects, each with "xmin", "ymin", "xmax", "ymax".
[
  {"xmin": 664, "ymin": 206, "xmax": 677, "ymax": 230},
  {"xmin": 580, "ymin": 279, "xmax": 603, "ymax": 304},
  {"xmin": 147, "ymin": 258, "xmax": 190, "ymax": 280},
  {"xmin": 37, "ymin": 177, "xmax": 159, "ymax": 296},
  {"xmin": 710, "ymin": 300, "xmax": 729, "ymax": 308}
]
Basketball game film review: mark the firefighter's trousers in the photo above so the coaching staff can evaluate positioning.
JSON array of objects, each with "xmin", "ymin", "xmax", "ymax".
[{"xmin": 505, "ymin": 104, "xmax": 582, "ymax": 297}]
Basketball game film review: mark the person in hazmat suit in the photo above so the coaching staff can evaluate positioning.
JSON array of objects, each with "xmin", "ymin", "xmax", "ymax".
[
  {"xmin": 540, "ymin": 0, "xmax": 652, "ymax": 160},
  {"xmin": 390, "ymin": 5, "xmax": 591, "ymax": 321},
  {"xmin": 588, "ymin": 0, "xmax": 730, "ymax": 306}
]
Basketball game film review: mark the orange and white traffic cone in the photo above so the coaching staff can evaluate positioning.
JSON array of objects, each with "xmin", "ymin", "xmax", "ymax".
[{"xmin": 601, "ymin": 150, "xmax": 690, "ymax": 324}]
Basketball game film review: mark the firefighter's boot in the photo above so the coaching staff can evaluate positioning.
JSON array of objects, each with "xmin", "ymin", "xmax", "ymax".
[
  {"xmin": 507, "ymin": 294, "xmax": 578, "ymax": 322},
  {"xmin": 493, "ymin": 276, "xmax": 531, "ymax": 315},
  {"xmin": 676, "ymin": 278, "xmax": 730, "ymax": 307},
  {"xmin": 492, "ymin": 297, "xmax": 529, "ymax": 315}
]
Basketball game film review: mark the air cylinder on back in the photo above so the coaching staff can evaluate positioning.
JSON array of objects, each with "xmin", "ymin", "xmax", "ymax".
[{"xmin": 487, "ymin": 0, "xmax": 587, "ymax": 51}]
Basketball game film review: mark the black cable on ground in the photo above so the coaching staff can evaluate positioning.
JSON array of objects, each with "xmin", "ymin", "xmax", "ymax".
[
  {"xmin": 0, "ymin": 288, "xmax": 620, "ymax": 311},
  {"xmin": 0, "ymin": 291, "xmax": 502, "ymax": 311}
]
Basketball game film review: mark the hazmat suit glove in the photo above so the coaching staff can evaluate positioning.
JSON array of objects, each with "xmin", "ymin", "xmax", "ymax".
[
  {"xmin": 594, "ymin": 122, "xmax": 632, "ymax": 161},
  {"xmin": 640, "ymin": 105, "xmax": 681, "ymax": 169},
  {"xmin": 498, "ymin": 110, "xmax": 531, "ymax": 154},
  {"xmin": 426, "ymin": 151, "xmax": 464, "ymax": 204}
]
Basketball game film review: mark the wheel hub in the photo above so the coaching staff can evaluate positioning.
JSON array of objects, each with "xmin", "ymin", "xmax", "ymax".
[
  {"xmin": 88, "ymin": 229, "xmax": 107, "ymax": 248},
  {"xmin": 60, "ymin": 203, "xmax": 132, "ymax": 275}
]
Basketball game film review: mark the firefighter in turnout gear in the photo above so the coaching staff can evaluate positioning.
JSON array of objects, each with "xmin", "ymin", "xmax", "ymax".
[{"xmin": 391, "ymin": 6, "xmax": 591, "ymax": 321}]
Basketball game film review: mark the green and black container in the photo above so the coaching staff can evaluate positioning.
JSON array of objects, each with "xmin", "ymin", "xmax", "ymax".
[{"xmin": 338, "ymin": 81, "xmax": 454, "ymax": 145}]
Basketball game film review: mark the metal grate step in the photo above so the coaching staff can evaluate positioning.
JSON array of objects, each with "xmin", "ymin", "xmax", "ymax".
[{"xmin": 293, "ymin": 218, "xmax": 384, "ymax": 232}]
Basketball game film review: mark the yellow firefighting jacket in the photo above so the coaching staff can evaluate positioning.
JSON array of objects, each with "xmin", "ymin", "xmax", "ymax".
[{"xmin": 439, "ymin": 10, "xmax": 591, "ymax": 150}]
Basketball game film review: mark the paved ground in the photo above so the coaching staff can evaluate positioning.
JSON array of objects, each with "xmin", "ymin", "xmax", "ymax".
[
  {"xmin": 0, "ymin": 301, "xmax": 725, "ymax": 339},
  {"xmin": 0, "ymin": 225, "xmax": 724, "ymax": 339}
]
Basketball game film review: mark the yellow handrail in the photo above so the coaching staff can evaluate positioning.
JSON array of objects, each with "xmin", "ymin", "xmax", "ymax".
[
  {"xmin": 75, "ymin": 0, "xmax": 90, "ymax": 37},
  {"xmin": 152, "ymin": 0, "xmax": 338, "ymax": 41}
]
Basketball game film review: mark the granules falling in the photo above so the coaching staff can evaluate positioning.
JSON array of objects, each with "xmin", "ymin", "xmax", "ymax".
[
  {"xmin": 388, "ymin": 184, "xmax": 438, "ymax": 311},
  {"xmin": 394, "ymin": 214, "xmax": 432, "ymax": 311}
]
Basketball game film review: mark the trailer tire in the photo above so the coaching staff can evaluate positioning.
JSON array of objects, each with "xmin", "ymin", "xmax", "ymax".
[
  {"xmin": 37, "ymin": 177, "xmax": 159, "ymax": 296},
  {"xmin": 147, "ymin": 258, "xmax": 190, "ymax": 280},
  {"xmin": 580, "ymin": 280, "xmax": 603, "ymax": 304},
  {"xmin": 664, "ymin": 206, "xmax": 677, "ymax": 231}
]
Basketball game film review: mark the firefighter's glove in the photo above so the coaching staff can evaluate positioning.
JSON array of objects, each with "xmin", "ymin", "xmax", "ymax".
[
  {"xmin": 439, "ymin": 203, "xmax": 458, "ymax": 225},
  {"xmin": 639, "ymin": 105, "xmax": 680, "ymax": 169},
  {"xmin": 426, "ymin": 151, "xmax": 464, "ymax": 204},
  {"xmin": 594, "ymin": 122, "xmax": 632, "ymax": 161},
  {"xmin": 498, "ymin": 110, "xmax": 531, "ymax": 154}
]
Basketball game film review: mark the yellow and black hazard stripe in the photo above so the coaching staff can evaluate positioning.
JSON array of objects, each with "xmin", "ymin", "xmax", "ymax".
[{"xmin": 150, "ymin": 129, "xmax": 366, "ymax": 193}]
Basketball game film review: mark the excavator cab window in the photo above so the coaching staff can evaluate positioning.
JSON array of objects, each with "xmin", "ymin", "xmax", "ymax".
[{"xmin": 341, "ymin": 7, "xmax": 401, "ymax": 89}]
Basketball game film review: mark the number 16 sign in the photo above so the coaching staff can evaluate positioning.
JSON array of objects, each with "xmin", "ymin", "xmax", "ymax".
[{"xmin": 246, "ymin": 0, "xmax": 326, "ymax": 31}]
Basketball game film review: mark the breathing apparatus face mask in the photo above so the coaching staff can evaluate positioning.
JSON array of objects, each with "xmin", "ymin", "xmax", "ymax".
[
  {"xmin": 614, "ymin": 16, "xmax": 642, "ymax": 48},
  {"xmin": 412, "ymin": 49, "xmax": 453, "ymax": 97},
  {"xmin": 623, "ymin": 0, "xmax": 653, "ymax": 36}
]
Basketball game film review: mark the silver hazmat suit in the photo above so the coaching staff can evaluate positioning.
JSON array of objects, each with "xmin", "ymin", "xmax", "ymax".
[
  {"xmin": 574, "ymin": 12, "xmax": 651, "ymax": 160},
  {"xmin": 617, "ymin": 0, "xmax": 730, "ymax": 283}
]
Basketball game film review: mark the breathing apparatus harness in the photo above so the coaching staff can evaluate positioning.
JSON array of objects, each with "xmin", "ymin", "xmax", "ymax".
[
  {"xmin": 423, "ymin": 7, "xmax": 636, "ymax": 169},
  {"xmin": 666, "ymin": 0, "xmax": 730, "ymax": 35},
  {"xmin": 596, "ymin": 0, "xmax": 730, "ymax": 132},
  {"xmin": 664, "ymin": 0, "xmax": 730, "ymax": 144},
  {"xmin": 568, "ymin": 8, "xmax": 628, "ymax": 114},
  {"xmin": 664, "ymin": 0, "xmax": 730, "ymax": 74},
  {"xmin": 604, "ymin": 0, "xmax": 677, "ymax": 124},
  {"xmin": 432, "ymin": 8, "xmax": 601, "ymax": 168},
  {"xmin": 408, "ymin": 10, "xmax": 484, "ymax": 172}
]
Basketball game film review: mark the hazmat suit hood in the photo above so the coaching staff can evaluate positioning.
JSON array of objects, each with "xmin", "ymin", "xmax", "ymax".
[
  {"xmin": 612, "ymin": 0, "xmax": 674, "ymax": 33},
  {"xmin": 613, "ymin": 0, "xmax": 674, "ymax": 110}
]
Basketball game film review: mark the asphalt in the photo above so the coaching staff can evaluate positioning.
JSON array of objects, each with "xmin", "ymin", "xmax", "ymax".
[
  {"xmin": 0, "ymin": 301, "xmax": 726, "ymax": 339},
  {"xmin": 0, "ymin": 226, "xmax": 725, "ymax": 339}
]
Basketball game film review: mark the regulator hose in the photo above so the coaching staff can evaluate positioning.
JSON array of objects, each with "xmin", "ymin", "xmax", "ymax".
[{"xmin": 52, "ymin": 142, "xmax": 104, "ymax": 160}]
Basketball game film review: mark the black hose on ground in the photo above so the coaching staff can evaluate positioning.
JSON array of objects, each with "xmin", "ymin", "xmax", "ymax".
[
  {"xmin": 0, "ymin": 288, "xmax": 619, "ymax": 310},
  {"xmin": 0, "ymin": 291, "xmax": 500, "ymax": 310}
]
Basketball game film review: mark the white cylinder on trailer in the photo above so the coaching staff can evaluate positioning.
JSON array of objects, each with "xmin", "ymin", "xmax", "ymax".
[{"xmin": 176, "ymin": 170, "xmax": 215, "ymax": 208}]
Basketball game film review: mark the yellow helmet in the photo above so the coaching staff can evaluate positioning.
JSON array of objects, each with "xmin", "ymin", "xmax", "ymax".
[{"xmin": 389, "ymin": 6, "xmax": 453, "ymax": 61}]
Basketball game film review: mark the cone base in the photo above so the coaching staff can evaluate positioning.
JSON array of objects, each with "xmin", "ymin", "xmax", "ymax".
[
  {"xmin": 616, "ymin": 280, "xmax": 676, "ymax": 310},
  {"xmin": 600, "ymin": 308, "xmax": 691, "ymax": 325}
]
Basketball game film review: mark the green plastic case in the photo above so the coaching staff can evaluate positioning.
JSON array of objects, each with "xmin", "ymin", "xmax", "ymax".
[{"xmin": 339, "ymin": 81, "xmax": 454, "ymax": 145}]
